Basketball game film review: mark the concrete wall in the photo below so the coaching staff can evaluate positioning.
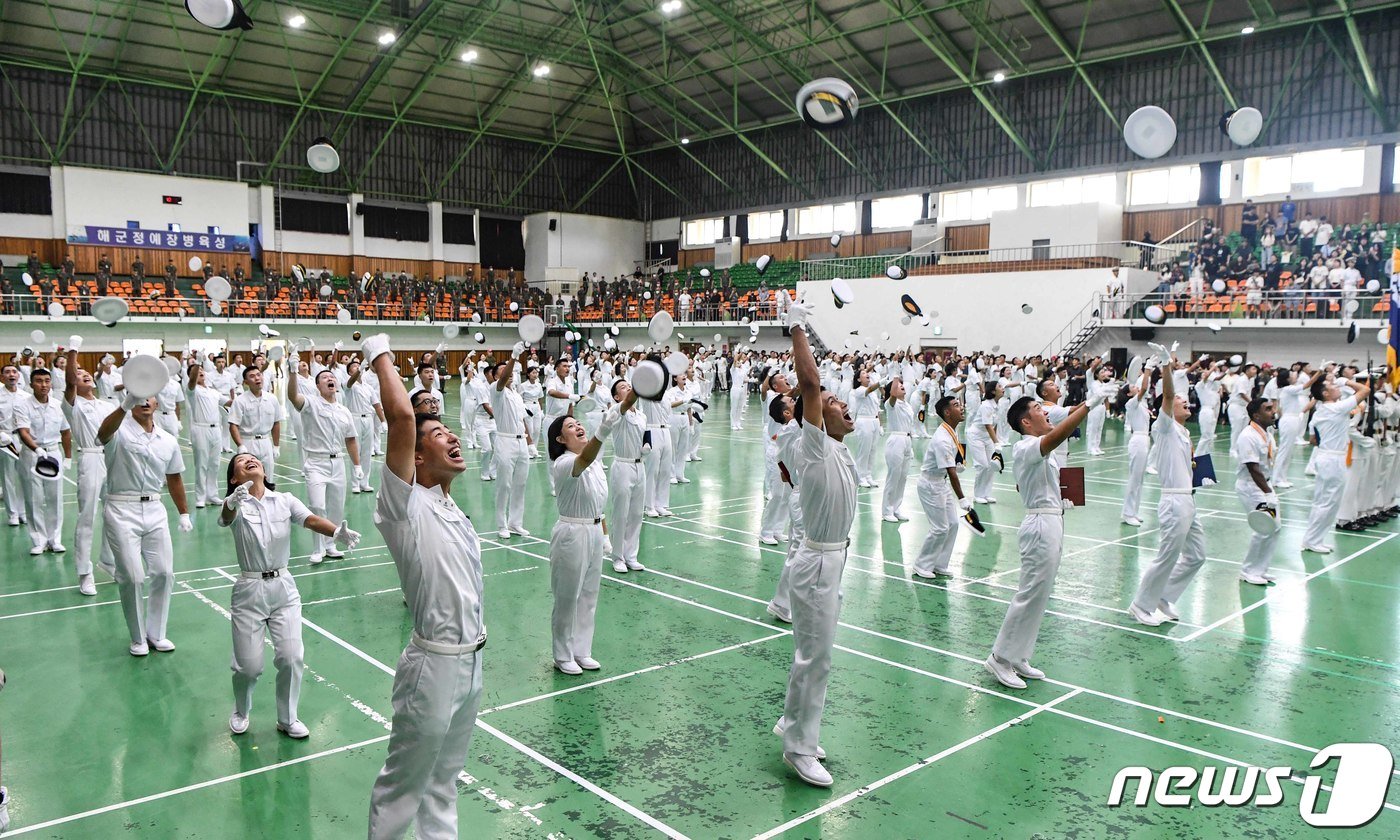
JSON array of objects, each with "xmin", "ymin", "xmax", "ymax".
[
  {"xmin": 524, "ymin": 212, "xmax": 644, "ymax": 284},
  {"xmin": 61, "ymin": 166, "xmax": 250, "ymax": 237},
  {"xmin": 1086, "ymin": 324, "xmax": 1391, "ymax": 368},
  {"xmin": 988, "ymin": 202, "xmax": 1124, "ymax": 253}
]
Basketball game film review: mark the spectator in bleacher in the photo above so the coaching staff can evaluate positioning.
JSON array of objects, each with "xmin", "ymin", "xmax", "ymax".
[
  {"xmin": 57, "ymin": 268, "xmax": 70, "ymax": 298},
  {"xmin": 1280, "ymin": 195, "xmax": 1297, "ymax": 225},
  {"xmin": 94, "ymin": 269, "xmax": 108, "ymax": 299},
  {"xmin": 26, "ymin": 252, "xmax": 39, "ymax": 278},
  {"xmin": 1281, "ymin": 223, "xmax": 1300, "ymax": 259},
  {"xmin": 1138, "ymin": 231, "xmax": 1156, "ymax": 269},
  {"xmin": 1240, "ymin": 201, "xmax": 1259, "ymax": 247},
  {"xmin": 202, "ymin": 261, "xmax": 214, "ymax": 282},
  {"xmin": 1315, "ymin": 216, "xmax": 1334, "ymax": 258},
  {"xmin": 0, "ymin": 275, "xmax": 11, "ymax": 314},
  {"xmin": 1298, "ymin": 212, "xmax": 1317, "ymax": 260},
  {"xmin": 1259, "ymin": 225, "xmax": 1276, "ymax": 266},
  {"xmin": 37, "ymin": 275, "xmax": 52, "ymax": 310}
]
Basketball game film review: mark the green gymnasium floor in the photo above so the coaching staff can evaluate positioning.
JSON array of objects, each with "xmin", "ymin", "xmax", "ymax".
[{"xmin": 1, "ymin": 390, "xmax": 1397, "ymax": 838}]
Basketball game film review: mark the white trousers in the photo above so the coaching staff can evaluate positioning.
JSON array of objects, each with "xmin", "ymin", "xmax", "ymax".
[
  {"xmin": 367, "ymin": 645, "xmax": 483, "ymax": 840},
  {"xmin": 1194, "ymin": 407, "xmax": 1218, "ymax": 456},
  {"xmin": 543, "ymin": 415, "xmax": 562, "ymax": 493},
  {"xmin": 643, "ymin": 428, "xmax": 672, "ymax": 512},
  {"xmin": 608, "ymin": 459, "xmax": 646, "ymax": 565},
  {"xmin": 1338, "ymin": 445, "xmax": 1371, "ymax": 523},
  {"xmin": 524, "ymin": 410, "xmax": 542, "ymax": 457},
  {"xmin": 21, "ymin": 448, "xmax": 63, "ymax": 549},
  {"xmin": 1086, "ymin": 405, "xmax": 1106, "ymax": 454},
  {"xmin": 770, "ymin": 488, "xmax": 805, "ymax": 614},
  {"xmin": 992, "ymin": 514, "xmax": 1063, "ymax": 663},
  {"xmin": 474, "ymin": 421, "xmax": 496, "ymax": 478},
  {"xmin": 549, "ymin": 520, "xmax": 604, "ymax": 663},
  {"xmin": 304, "ymin": 455, "xmax": 346, "ymax": 556},
  {"xmin": 1133, "ymin": 494, "xmax": 1207, "ymax": 612},
  {"xmin": 730, "ymin": 391, "xmax": 745, "ymax": 427},
  {"xmin": 493, "ymin": 435, "xmax": 529, "ymax": 531},
  {"xmin": 1302, "ymin": 452, "xmax": 1347, "ymax": 547},
  {"xmin": 0, "ymin": 451, "xmax": 24, "ymax": 519},
  {"xmin": 1271, "ymin": 415, "xmax": 1304, "ymax": 483},
  {"xmin": 671, "ymin": 421, "xmax": 691, "ymax": 480},
  {"xmin": 243, "ymin": 437, "xmax": 274, "ymax": 475},
  {"xmin": 75, "ymin": 452, "xmax": 114, "ymax": 577},
  {"xmin": 354, "ymin": 415, "xmax": 376, "ymax": 490},
  {"xmin": 914, "ymin": 478, "xmax": 958, "ymax": 576},
  {"xmin": 778, "ymin": 541, "xmax": 845, "ymax": 758},
  {"xmin": 1121, "ymin": 434, "xmax": 1150, "ymax": 519},
  {"xmin": 760, "ymin": 473, "xmax": 792, "ymax": 539},
  {"xmin": 105, "ymin": 499, "xmax": 174, "ymax": 645},
  {"xmin": 689, "ymin": 416, "xmax": 703, "ymax": 458},
  {"xmin": 882, "ymin": 435, "xmax": 913, "ymax": 517},
  {"xmin": 1227, "ymin": 403, "xmax": 1248, "ymax": 455},
  {"xmin": 1237, "ymin": 482, "xmax": 1281, "ymax": 579},
  {"xmin": 156, "ymin": 411, "xmax": 180, "ymax": 439},
  {"xmin": 191, "ymin": 423, "xmax": 222, "ymax": 505},
  {"xmin": 969, "ymin": 433, "xmax": 995, "ymax": 500},
  {"xmin": 230, "ymin": 573, "xmax": 304, "ymax": 726},
  {"xmin": 849, "ymin": 417, "xmax": 879, "ymax": 483}
]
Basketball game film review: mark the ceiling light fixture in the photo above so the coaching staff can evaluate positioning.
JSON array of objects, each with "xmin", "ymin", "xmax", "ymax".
[
  {"xmin": 680, "ymin": 137, "xmax": 690, "ymax": 144},
  {"xmin": 992, "ymin": 71, "xmax": 1006, "ymax": 83},
  {"xmin": 287, "ymin": 13, "xmax": 306, "ymax": 28},
  {"xmin": 661, "ymin": 1, "xmax": 683, "ymax": 14},
  {"xmin": 1241, "ymin": 25, "xmax": 1255, "ymax": 34},
  {"xmin": 378, "ymin": 30, "xmax": 396, "ymax": 45},
  {"xmin": 461, "ymin": 48, "xmax": 478, "ymax": 62},
  {"xmin": 533, "ymin": 64, "xmax": 551, "ymax": 77}
]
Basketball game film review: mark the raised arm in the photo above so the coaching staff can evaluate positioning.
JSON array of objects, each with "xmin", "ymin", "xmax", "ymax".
[
  {"xmin": 287, "ymin": 356, "xmax": 305, "ymax": 410},
  {"xmin": 572, "ymin": 390, "xmax": 637, "ymax": 476},
  {"xmin": 787, "ymin": 303, "xmax": 823, "ymax": 428},
  {"xmin": 64, "ymin": 343, "xmax": 80, "ymax": 405},
  {"xmin": 362, "ymin": 335, "xmax": 414, "ymax": 482}
]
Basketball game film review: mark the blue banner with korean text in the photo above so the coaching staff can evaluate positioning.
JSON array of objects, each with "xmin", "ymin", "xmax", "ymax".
[{"xmin": 67, "ymin": 226, "xmax": 252, "ymax": 253}]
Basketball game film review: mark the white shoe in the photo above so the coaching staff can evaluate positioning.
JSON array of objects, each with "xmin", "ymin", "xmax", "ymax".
[
  {"xmin": 7, "ymin": 515, "xmax": 18, "ymax": 526},
  {"xmin": 576, "ymin": 657, "xmax": 601, "ymax": 671},
  {"xmin": 1304, "ymin": 469, "xmax": 1316, "ymax": 477},
  {"xmin": 324, "ymin": 549, "xmax": 345, "ymax": 559},
  {"xmin": 195, "ymin": 501, "xmax": 207, "ymax": 508},
  {"xmin": 1276, "ymin": 481, "xmax": 1293, "ymax": 489},
  {"xmin": 984, "ymin": 655, "xmax": 1027, "ymax": 689},
  {"xmin": 78, "ymin": 574, "xmax": 96, "ymax": 596},
  {"xmin": 644, "ymin": 509, "xmax": 659, "ymax": 518},
  {"xmin": 1122, "ymin": 516, "xmax": 1143, "ymax": 527},
  {"xmin": 772, "ymin": 722, "xmax": 825, "ymax": 758},
  {"xmin": 550, "ymin": 489, "xmax": 557, "ymax": 497},
  {"xmin": 625, "ymin": 559, "xmax": 645, "ymax": 571},
  {"xmin": 351, "ymin": 486, "xmax": 361, "ymax": 494},
  {"xmin": 868, "ymin": 480, "xmax": 880, "ymax": 487},
  {"xmin": 47, "ymin": 542, "xmax": 65, "ymax": 553},
  {"xmin": 1013, "ymin": 660, "xmax": 1045, "ymax": 680},
  {"xmin": 778, "ymin": 533, "xmax": 789, "ymax": 541},
  {"xmin": 759, "ymin": 535, "xmax": 779, "ymax": 545},
  {"xmin": 1263, "ymin": 573, "xmax": 1276, "ymax": 581},
  {"xmin": 129, "ymin": 642, "xmax": 149, "ymax": 656},
  {"xmin": 882, "ymin": 515, "xmax": 900, "ymax": 523},
  {"xmin": 858, "ymin": 480, "xmax": 872, "ymax": 488},
  {"xmin": 1239, "ymin": 573, "xmax": 1270, "ymax": 586},
  {"xmin": 659, "ymin": 508, "xmax": 673, "ymax": 517},
  {"xmin": 1146, "ymin": 465, "xmax": 1158, "ymax": 475},
  {"xmin": 692, "ymin": 456, "xmax": 702, "ymax": 461},
  {"xmin": 482, "ymin": 475, "xmax": 495, "ymax": 481},
  {"xmin": 669, "ymin": 478, "xmax": 679, "ymax": 485},
  {"xmin": 612, "ymin": 559, "xmax": 628, "ymax": 573},
  {"xmin": 229, "ymin": 711, "xmax": 250, "ymax": 735},
  {"xmin": 1156, "ymin": 601, "xmax": 1180, "ymax": 621},
  {"xmin": 147, "ymin": 637, "xmax": 175, "ymax": 652},
  {"xmin": 28, "ymin": 545, "xmax": 43, "ymax": 556},
  {"xmin": 277, "ymin": 720, "xmax": 310, "ymax": 739},
  {"xmin": 678, "ymin": 477, "xmax": 691, "ymax": 484},
  {"xmin": 309, "ymin": 554, "xmax": 325, "ymax": 565},
  {"xmin": 1128, "ymin": 604, "xmax": 1163, "ymax": 627},
  {"xmin": 1301, "ymin": 544, "xmax": 1332, "ymax": 554},
  {"xmin": 912, "ymin": 569, "xmax": 939, "ymax": 580},
  {"xmin": 983, "ymin": 496, "xmax": 996, "ymax": 504},
  {"xmin": 498, "ymin": 529, "xmax": 510, "ymax": 540},
  {"xmin": 974, "ymin": 497, "xmax": 991, "ymax": 505},
  {"xmin": 783, "ymin": 752, "xmax": 833, "ymax": 787},
  {"xmin": 766, "ymin": 601, "xmax": 792, "ymax": 623},
  {"xmin": 555, "ymin": 660, "xmax": 583, "ymax": 675},
  {"xmin": 895, "ymin": 513, "xmax": 910, "ymax": 521},
  {"xmin": 510, "ymin": 527, "xmax": 530, "ymax": 538},
  {"xmin": 1, "ymin": 786, "xmax": 9, "ymax": 832}
]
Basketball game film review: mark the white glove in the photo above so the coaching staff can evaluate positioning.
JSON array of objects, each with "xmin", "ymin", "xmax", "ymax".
[
  {"xmin": 435, "ymin": 342, "xmax": 446, "ymax": 355},
  {"xmin": 512, "ymin": 341, "xmax": 527, "ymax": 356},
  {"xmin": 333, "ymin": 520, "xmax": 361, "ymax": 550},
  {"xmin": 787, "ymin": 301, "xmax": 814, "ymax": 329},
  {"xmin": 121, "ymin": 391, "xmax": 143, "ymax": 411},
  {"xmin": 272, "ymin": 445, "xmax": 281, "ymax": 459},
  {"xmin": 178, "ymin": 513, "xmax": 193, "ymax": 532},
  {"xmin": 32, "ymin": 446, "xmax": 47, "ymax": 458},
  {"xmin": 1085, "ymin": 391, "xmax": 1106, "ymax": 410},
  {"xmin": 1262, "ymin": 492, "xmax": 1279, "ymax": 509},
  {"xmin": 1147, "ymin": 342, "xmax": 1172, "ymax": 367},
  {"xmin": 569, "ymin": 394, "xmax": 582, "ymax": 404},
  {"xmin": 333, "ymin": 341, "xmax": 343, "ymax": 351},
  {"xmin": 360, "ymin": 333, "xmax": 393, "ymax": 365},
  {"xmin": 596, "ymin": 408, "xmax": 622, "ymax": 441},
  {"xmin": 353, "ymin": 465, "xmax": 365, "ymax": 481},
  {"xmin": 1357, "ymin": 436, "xmax": 1377, "ymax": 449},
  {"xmin": 236, "ymin": 443, "xmax": 249, "ymax": 455},
  {"xmin": 69, "ymin": 335, "xmax": 83, "ymax": 350},
  {"xmin": 224, "ymin": 480, "xmax": 253, "ymax": 510},
  {"xmin": 958, "ymin": 496, "xmax": 974, "ymax": 512}
]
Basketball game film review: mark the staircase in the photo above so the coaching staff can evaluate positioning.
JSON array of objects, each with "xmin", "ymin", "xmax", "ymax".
[
  {"xmin": 1060, "ymin": 319, "xmax": 1102, "ymax": 357},
  {"xmin": 1039, "ymin": 295, "xmax": 1104, "ymax": 359}
]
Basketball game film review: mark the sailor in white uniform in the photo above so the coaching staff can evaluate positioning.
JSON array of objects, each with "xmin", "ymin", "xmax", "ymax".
[
  {"xmin": 1236, "ymin": 398, "xmax": 1281, "ymax": 584},
  {"xmin": 490, "ymin": 344, "xmax": 533, "ymax": 540},
  {"xmin": 286, "ymin": 360, "xmax": 362, "ymax": 565},
  {"xmin": 15, "ymin": 368, "xmax": 70, "ymax": 554},
  {"xmin": 880, "ymin": 378, "xmax": 917, "ymax": 522},
  {"xmin": 1301, "ymin": 372, "xmax": 1370, "ymax": 553},
  {"xmin": 229, "ymin": 366, "xmax": 283, "ymax": 474},
  {"xmin": 1120, "ymin": 366, "xmax": 1153, "ymax": 527},
  {"xmin": 186, "ymin": 364, "xmax": 233, "ymax": 508},
  {"xmin": 62, "ymin": 341, "xmax": 116, "ymax": 594},
  {"xmin": 606, "ymin": 379, "xmax": 648, "ymax": 574},
  {"xmin": 914, "ymin": 396, "xmax": 971, "ymax": 578}
]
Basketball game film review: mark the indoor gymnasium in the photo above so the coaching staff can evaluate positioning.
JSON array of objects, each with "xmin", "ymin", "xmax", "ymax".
[{"xmin": 0, "ymin": 0, "xmax": 1398, "ymax": 837}]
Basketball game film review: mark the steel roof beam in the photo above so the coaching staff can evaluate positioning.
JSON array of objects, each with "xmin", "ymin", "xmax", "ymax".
[
  {"xmin": 1018, "ymin": 0, "xmax": 1120, "ymax": 131},
  {"xmin": 1334, "ymin": 0, "xmax": 1386, "ymax": 126},
  {"xmin": 333, "ymin": 0, "xmax": 449, "ymax": 141},
  {"xmin": 1161, "ymin": 0, "xmax": 1237, "ymax": 108}
]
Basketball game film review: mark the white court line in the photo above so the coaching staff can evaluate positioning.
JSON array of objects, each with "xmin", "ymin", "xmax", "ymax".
[
  {"xmin": 0, "ymin": 735, "xmax": 393, "ymax": 837},
  {"xmin": 750, "ymin": 689, "xmax": 1085, "ymax": 840},
  {"xmin": 1180, "ymin": 533, "xmax": 1400, "ymax": 641}
]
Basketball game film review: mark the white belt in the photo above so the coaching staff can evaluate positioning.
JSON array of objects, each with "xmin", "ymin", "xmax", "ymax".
[
  {"xmin": 891, "ymin": 432, "xmax": 913, "ymax": 437},
  {"xmin": 107, "ymin": 492, "xmax": 161, "ymax": 502},
  {"xmin": 241, "ymin": 569, "xmax": 286, "ymax": 580},
  {"xmin": 1132, "ymin": 431, "xmax": 1149, "ymax": 438},
  {"xmin": 411, "ymin": 631, "xmax": 486, "ymax": 655},
  {"xmin": 247, "ymin": 434, "xmax": 269, "ymax": 439},
  {"xmin": 160, "ymin": 410, "xmax": 174, "ymax": 415},
  {"xmin": 559, "ymin": 515, "xmax": 603, "ymax": 525},
  {"xmin": 305, "ymin": 451, "xmax": 341, "ymax": 459},
  {"xmin": 647, "ymin": 424, "xmax": 669, "ymax": 430},
  {"xmin": 1161, "ymin": 487, "xmax": 1194, "ymax": 495},
  {"xmin": 79, "ymin": 447, "xmax": 103, "ymax": 454},
  {"xmin": 494, "ymin": 432, "xmax": 525, "ymax": 439},
  {"xmin": 195, "ymin": 423, "xmax": 218, "ymax": 428},
  {"xmin": 803, "ymin": 537, "xmax": 849, "ymax": 551},
  {"xmin": 1316, "ymin": 448, "xmax": 1346, "ymax": 456},
  {"xmin": 1026, "ymin": 507, "xmax": 1064, "ymax": 516},
  {"xmin": 615, "ymin": 456, "xmax": 643, "ymax": 463}
]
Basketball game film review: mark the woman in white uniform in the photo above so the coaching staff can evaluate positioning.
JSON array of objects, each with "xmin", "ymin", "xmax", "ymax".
[
  {"xmin": 1271, "ymin": 367, "xmax": 1318, "ymax": 488},
  {"xmin": 286, "ymin": 362, "xmax": 362, "ymax": 566},
  {"xmin": 607, "ymin": 379, "xmax": 648, "ymax": 574},
  {"xmin": 547, "ymin": 390, "xmax": 634, "ymax": 674},
  {"xmin": 186, "ymin": 365, "xmax": 233, "ymax": 508},
  {"xmin": 1084, "ymin": 363, "xmax": 1115, "ymax": 456},
  {"xmin": 968, "ymin": 381, "xmax": 1002, "ymax": 504},
  {"xmin": 848, "ymin": 370, "xmax": 882, "ymax": 487},
  {"xmin": 219, "ymin": 453, "xmax": 359, "ymax": 738},
  {"xmin": 1193, "ymin": 363, "xmax": 1225, "ymax": 456},
  {"xmin": 666, "ymin": 373, "xmax": 693, "ymax": 484},
  {"xmin": 880, "ymin": 378, "xmax": 916, "ymax": 522},
  {"xmin": 519, "ymin": 366, "xmax": 545, "ymax": 459}
]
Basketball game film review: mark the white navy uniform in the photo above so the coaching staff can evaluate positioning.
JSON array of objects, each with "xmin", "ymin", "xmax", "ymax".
[
  {"xmin": 104, "ymin": 418, "xmax": 185, "ymax": 646},
  {"xmin": 229, "ymin": 390, "xmax": 282, "ymax": 469},
  {"xmin": 1121, "ymin": 390, "xmax": 1152, "ymax": 521},
  {"xmin": 991, "ymin": 435, "xmax": 1065, "ymax": 664},
  {"xmin": 345, "ymin": 377, "xmax": 380, "ymax": 491},
  {"xmin": 297, "ymin": 394, "xmax": 356, "ymax": 559},
  {"xmin": 489, "ymin": 381, "xmax": 530, "ymax": 534},
  {"xmin": 1301, "ymin": 393, "xmax": 1360, "ymax": 549},
  {"xmin": 470, "ymin": 377, "xmax": 497, "ymax": 478},
  {"xmin": 16, "ymin": 395, "xmax": 69, "ymax": 550},
  {"xmin": 1132, "ymin": 412, "xmax": 1207, "ymax": 613},
  {"xmin": 550, "ymin": 451, "xmax": 608, "ymax": 665},
  {"xmin": 768, "ymin": 420, "xmax": 807, "ymax": 617},
  {"xmin": 640, "ymin": 394, "xmax": 673, "ymax": 514},
  {"xmin": 881, "ymin": 398, "xmax": 917, "ymax": 519},
  {"xmin": 187, "ymin": 383, "xmax": 228, "ymax": 505},
  {"xmin": 154, "ymin": 378, "xmax": 184, "ymax": 439},
  {"xmin": 221, "ymin": 490, "xmax": 310, "ymax": 728},
  {"xmin": 367, "ymin": 470, "xmax": 485, "ymax": 840},
  {"xmin": 915, "ymin": 423, "xmax": 964, "ymax": 576},
  {"xmin": 1194, "ymin": 376, "xmax": 1223, "ymax": 456},
  {"xmin": 848, "ymin": 386, "xmax": 881, "ymax": 485},
  {"xmin": 968, "ymin": 398, "xmax": 998, "ymax": 501},
  {"xmin": 1235, "ymin": 423, "xmax": 1279, "ymax": 579},
  {"xmin": 0, "ymin": 385, "xmax": 28, "ymax": 522},
  {"xmin": 777, "ymin": 420, "xmax": 857, "ymax": 759},
  {"xmin": 64, "ymin": 394, "xmax": 117, "ymax": 576},
  {"xmin": 1271, "ymin": 382, "xmax": 1308, "ymax": 485},
  {"xmin": 608, "ymin": 406, "xmax": 648, "ymax": 569}
]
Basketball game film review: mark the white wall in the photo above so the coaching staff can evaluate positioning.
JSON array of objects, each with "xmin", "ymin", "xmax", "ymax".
[
  {"xmin": 798, "ymin": 267, "xmax": 1123, "ymax": 357},
  {"xmin": 524, "ymin": 212, "xmax": 644, "ymax": 285},
  {"xmin": 60, "ymin": 166, "xmax": 249, "ymax": 237},
  {"xmin": 1087, "ymin": 324, "xmax": 1391, "ymax": 368},
  {"xmin": 649, "ymin": 217, "xmax": 681, "ymax": 242},
  {"xmin": 988, "ymin": 202, "xmax": 1124, "ymax": 253},
  {"xmin": 0, "ymin": 213, "xmax": 51, "ymax": 239}
]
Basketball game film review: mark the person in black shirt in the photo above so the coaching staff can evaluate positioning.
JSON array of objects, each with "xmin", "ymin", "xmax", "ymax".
[
  {"xmin": 1138, "ymin": 231, "xmax": 1156, "ymax": 269},
  {"xmin": 1240, "ymin": 201, "xmax": 1259, "ymax": 247}
]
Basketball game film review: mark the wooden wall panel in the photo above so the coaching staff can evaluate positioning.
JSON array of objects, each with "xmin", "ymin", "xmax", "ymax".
[
  {"xmin": 945, "ymin": 224, "xmax": 990, "ymax": 252},
  {"xmin": 70, "ymin": 245, "xmax": 253, "ymax": 278},
  {"xmin": 261, "ymin": 251, "xmax": 353, "ymax": 277},
  {"xmin": 0, "ymin": 237, "xmax": 62, "ymax": 265},
  {"xmin": 1124, "ymin": 194, "xmax": 1387, "ymax": 242},
  {"xmin": 679, "ymin": 248, "xmax": 715, "ymax": 268}
]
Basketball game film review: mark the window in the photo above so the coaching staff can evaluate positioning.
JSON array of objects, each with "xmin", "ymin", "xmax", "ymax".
[
  {"xmin": 1127, "ymin": 165, "xmax": 1230, "ymax": 206},
  {"xmin": 1394, "ymin": 146, "xmax": 1400, "ymax": 186},
  {"xmin": 1028, "ymin": 174, "xmax": 1116, "ymax": 207},
  {"xmin": 1243, "ymin": 148, "xmax": 1365, "ymax": 196},
  {"xmin": 870, "ymin": 194, "xmax": 923, "ymax": 228},
  {"xmin": 683, "ymin": 217, "xmax": 722, "ymax": 247},
  {"xmin": 795, "ymin": 201, "xmax": 857, "ymax": 236},
  {"xmin": 747, "ymin": 210, "xmax": 784, "ymax": 240},
  {"xmin": 941, "ymin": 186, "xmax": 1017, "ymax": 221}
]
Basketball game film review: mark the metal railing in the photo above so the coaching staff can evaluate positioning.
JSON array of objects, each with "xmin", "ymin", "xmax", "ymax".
[
  {"xmin": 1104, "ymin": 287, "xmax": 1392, "ymax": 326},
  {"xmin": 802, "ymin": 239, "xmax": 1133, "ymax": 280}
]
